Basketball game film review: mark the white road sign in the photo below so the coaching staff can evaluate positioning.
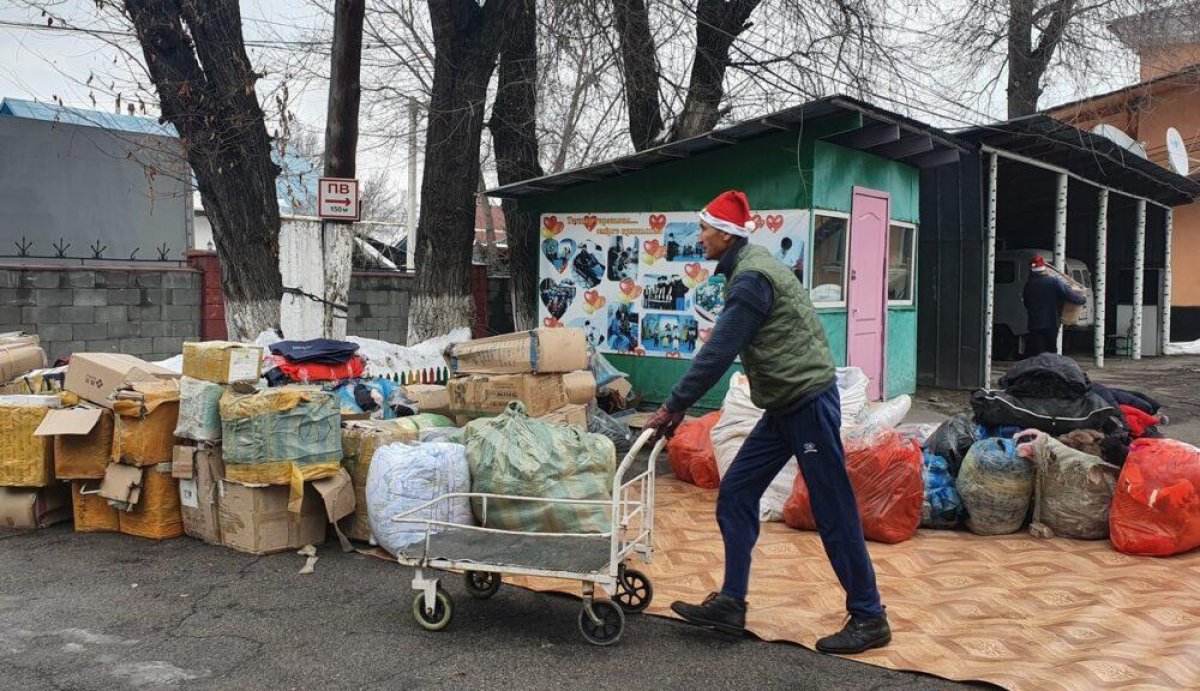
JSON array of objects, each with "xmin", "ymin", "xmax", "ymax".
[{"xmin": 318, "ymin": 177, "xmax": 360, "ymax": 221}]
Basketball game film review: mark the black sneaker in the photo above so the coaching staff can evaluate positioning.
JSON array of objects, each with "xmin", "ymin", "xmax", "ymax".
[
  {"xmin": 815, "ymin": 613, "xmax": 891, "ymax": 654},
  {"xmin": 670, "ymin": 592, "xmax": 746, "ymax": 635}
]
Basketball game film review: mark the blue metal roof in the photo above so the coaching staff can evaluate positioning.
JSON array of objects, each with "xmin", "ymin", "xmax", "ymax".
[
  {"xmin": 0, "ymin": 97, "xmax": 179, "ymax": 137},
  {"xmin": 1, "ymin": 97, "xmax": 321, "ymax": 214}
]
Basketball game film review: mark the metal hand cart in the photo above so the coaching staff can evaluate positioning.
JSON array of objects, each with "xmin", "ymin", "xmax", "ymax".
[{"xmin": 391, "ymin": 429, "xmax": 664, "ymax": 646}]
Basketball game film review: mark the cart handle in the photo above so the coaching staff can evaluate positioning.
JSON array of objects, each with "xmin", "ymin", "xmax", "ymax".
[{"xmin": 614, "ymin": 428, "xmax": 665, "ymax": 488}]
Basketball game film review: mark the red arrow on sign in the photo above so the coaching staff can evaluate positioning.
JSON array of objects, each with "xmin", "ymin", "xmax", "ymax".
[{"xmin": 327, "ymin": 198, "xmax": 351, "ymax": 205}]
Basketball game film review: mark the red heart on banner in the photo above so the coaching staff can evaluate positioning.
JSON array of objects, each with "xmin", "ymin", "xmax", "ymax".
[
  {"xmin": 584, "ymin": 289, "xmax": 601, "ymax": 305},
  {"xmin": 620, "ymin": 278, "xmax": 637, "ymax": 296},
  {"xmin": 644, "ymin": 239, "xmax": 662, "ymax": 255},
  {"xmin": 543, "ymin": 215, "xmax": 558, "ymax": 232},
  {"xmin": 684, "ymin": 262, "xmax": 703, "ymax": 280},
  {"xmin": 583, "ymin": 215, "xmax": 599, "ymax": 231},
  {"xmin": 649, "ymin": 214, "xmax": 667, "ymax": 231},
  {"xmin": 751, "ymin": 214, "xmax": 764, "ymax": 231},
  {"xmin": 766, "ymin": 214, "xmax": 784, "ymax": 232}
]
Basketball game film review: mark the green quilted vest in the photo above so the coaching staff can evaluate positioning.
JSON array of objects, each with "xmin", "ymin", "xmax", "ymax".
[{"xmin": 728, "ymin": 244, "xmax": 836, "ymax": 410}]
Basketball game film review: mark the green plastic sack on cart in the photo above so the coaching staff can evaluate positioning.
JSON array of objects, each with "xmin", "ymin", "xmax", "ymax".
[{"xmin": 461, "ymin": 401, "xmax": 616, "ymax": 534}]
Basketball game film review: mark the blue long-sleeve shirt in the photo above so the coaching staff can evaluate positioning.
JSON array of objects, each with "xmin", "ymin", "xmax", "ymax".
[
  {"xmin": 664, "ymin": 239, "xmax": 773, "ymax": 413},
  {"xmin": 1023, "ymin": 273, "xmax": 1085, "ymax": 331}
]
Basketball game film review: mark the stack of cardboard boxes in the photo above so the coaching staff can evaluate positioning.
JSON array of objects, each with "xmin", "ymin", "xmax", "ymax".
[
  {"xmin": 0, "ymin": 334, "xmax": 67, "ymax": 530},
  {"xmin": 444, "ymin": 329, "xmax": 596, "ymax": 427},
  {"xmin": 174, "ymin": 341, "xmax": 355, "ymax": 555}
]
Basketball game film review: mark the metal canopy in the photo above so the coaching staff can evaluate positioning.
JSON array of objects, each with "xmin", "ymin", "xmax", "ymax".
[
  {"xmin": 959, "ymin": 116, "xmax": 1200, "ymax": 207},
  {"xmin": 486, "ymin": 95, "xmax": 971, "ymax": 199}
]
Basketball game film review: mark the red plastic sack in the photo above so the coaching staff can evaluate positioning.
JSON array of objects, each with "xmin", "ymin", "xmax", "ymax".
[
  {"xmin": 667, "ymin": 411, "xmax": 722, "ymax": 489},
  {"xmin": 1110, "ymin": 438, "xmax": 1200, "ymax": 556},
  {"xmin": 783, "ymin": 427, "xmax": 924, "ymax": 543}
]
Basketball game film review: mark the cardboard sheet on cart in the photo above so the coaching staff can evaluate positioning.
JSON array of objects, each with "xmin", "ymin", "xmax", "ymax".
[{"xmin": 509, "ymin": 476, "xmax": 1200, "ymax": 691}]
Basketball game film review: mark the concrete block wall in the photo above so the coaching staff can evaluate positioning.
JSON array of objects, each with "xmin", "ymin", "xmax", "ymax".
[
  {"xmin": 347, "ymin": 271, "xmax": 413, "ymax": 344},
  {"xmin": 0, "ymin": 265, "xmax": 201, "ymax": 362}
]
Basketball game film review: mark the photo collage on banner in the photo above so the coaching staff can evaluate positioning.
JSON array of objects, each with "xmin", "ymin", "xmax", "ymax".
[{"xmin": 538, "ymin": 210, "xmax": 809, "ymax": 361}]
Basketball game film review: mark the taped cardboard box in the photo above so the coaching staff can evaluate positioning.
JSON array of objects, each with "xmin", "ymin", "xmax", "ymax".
[
  {"xmin": 71, "ymin": 480, "xmax": 120, "ymax": 532},
  {"xmin": 64, "ymin": 353, "xmax": 177, "ymax": 407},
  {"xmin": 110, "ymin": 379, "xmax": 181, "ymax": 467},
  {"xmin": 0, "ymin": 335, "xmax": 48, "ymax": 384},
  {"xmin": 538, "ymin": 403, "xmax": 588, "ymax": 428},
  {"xmin": 175, "ymin": 444, "xmax": 225, "ymax": 545},
  {"xmin": 0, "ymin": 395, "xmax": 59, "ymax": 487},
  {"xmin": 0, "ymin": 484, "xmax": 70, "ymax": 529},
  {"xmin": 445, "ymin": 328, "xmax": 587, "ymax": 375},
  {"xmin": 562, "ymin": 370, "xmax": 597, "ymax": 404},
  {"xmin": 218, "ymin": 480, "xmax": 327, "ymax": 555},
  {"xmin": 448, "ymin": 373, "xmax": 572, "ymax": 419},
  {"xmin": 119, "ymin": 463, "xmax": 183, "ymax": 541},
  {"xmin": 36, "ymin": 407, "xmax": 114, "ymax": 480},
  {"xmin": 402, "ymin": 384, "xmax": 450, "ymax": 416},
  {"xmin": 182, "ymin": 341, "xmax": 263, "ymax": 384},
  {"xmin": 341, "ymin": 419, "xmax": 421, "ymax": 542}
]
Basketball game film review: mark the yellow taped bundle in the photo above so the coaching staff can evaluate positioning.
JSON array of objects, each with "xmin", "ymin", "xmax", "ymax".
[
  {"xmin": 182, "ymin": 341, "xmax": 263, "ymax": 384},
  {"xmin": 118, "ymin": 464, "xmax": 183, "ymax": 540},
  {"xmin": 112, "ymin": 381, "xmax": 180, "ymax": 467},
  {"xmin": 70, "ymin": 480, "xmax": 119, "ymax": 532},
  {"xmin": 0, "ymin": 404, "xmax": 54, "ymax": 487},
  {"xmin": 340, "ymin": 419, "xmax": 422, "ymax": 541}
]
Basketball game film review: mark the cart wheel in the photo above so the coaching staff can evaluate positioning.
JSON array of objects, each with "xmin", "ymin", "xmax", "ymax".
[
  {"xmin": 463, "ymin": 570, "xmax": 501, "ymax": 599},
  {"xmin": 578, "ymin": 600, "xmax": 625, "ymax": 646},
  {"xmin": 614, "ymin": 569, "xmax": 653, "ymax": 613},
  {"xmin": 412, "ymin": 589, "xmax": 453, "ymax": 632}
]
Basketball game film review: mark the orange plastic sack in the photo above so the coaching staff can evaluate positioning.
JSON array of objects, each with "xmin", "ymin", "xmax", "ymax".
[
  {"xmin": 783, "ymin": 427, "xmax": 924, "ymax": 544},
  {"xmin": 667, "ymin": 411, "xmax": 721, "ymax": 489},
  {"xmin": 1110, "ymin": 438, "xmax": 1200, "ymax": 556}
]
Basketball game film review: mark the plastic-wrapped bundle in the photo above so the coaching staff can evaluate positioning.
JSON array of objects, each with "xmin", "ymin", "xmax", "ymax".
[
  {"xmin": 836, "ymin": 367, "xmax": 869, "ymax": 425},
  {"xmin": 667, "ymin": 411, "xmax": 721, "ymax": 489},
  {"xmin": 861, "ymin": 395, "xmax": 912, "ymax": 429},
  {"xmin": 1110, "ymin": 438, "xmax": 1200, "ymax": 556},
  {"xmin": 586, "ymin": 403, "xmax": 632, "ymax": 453},
  {"xmin": 925, "ymin": 414, "xmax": 980, "ymax": 477},
  {"xmin": 174, "ymin": 376, "xmax": 224, "ymax": 442},
  {"xmin": 921, "ymin": 453, "xmax": 964, "ymax": 529},
  {"xmin": 461, "ymin": 402, "xmax": 615, "ymax": 533},
  {"xmin": 1017, "ymin": 430, "xmax": 1118, "ymax": 540},
  {"xmin": 784, "ymin": 427, "xmax": 925, "ymax": 544},
  {"xmin": 366, "ymin": 441, "xmax": 473, "ymax": 555},
  {"xmin": 957, "ymin": 438, "xmax": 1034, "ymax": 535},
  {"xmin": 220, "ymin": 387, "xmax": 343, "ymax": 489}
]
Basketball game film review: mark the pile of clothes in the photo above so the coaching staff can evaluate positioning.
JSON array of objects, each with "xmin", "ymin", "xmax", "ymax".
[{"xmin": 265, "ymin": 338, "xmax": 415, "ymax": 420}]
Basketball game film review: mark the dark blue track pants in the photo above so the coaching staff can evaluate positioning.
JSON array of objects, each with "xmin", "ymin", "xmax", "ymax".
[{"xmin": 716, "ymin": 385, "xmax": 884, "ymax": 617}]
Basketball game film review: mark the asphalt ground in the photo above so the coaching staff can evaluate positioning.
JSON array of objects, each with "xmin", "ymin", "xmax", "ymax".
[{"xmin": 0, "ymin": 526, "xmax": 981, "ymax": 691}]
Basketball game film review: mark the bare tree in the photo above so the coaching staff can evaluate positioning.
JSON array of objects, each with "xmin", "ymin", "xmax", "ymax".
[
  {"xmin": 407, "ymin": 0, "xmax": 522, "ymax": 341},
  {"xmin": 490, "ymin": 0, "xmax": 544, "ymax": 329},
  {"xmin": 923, "ymin": 0, "xmax": 1174, "ymax": 118},
  {"xmin": 123, "ymin": 0, "xmax": 283, "ymax": 340}
]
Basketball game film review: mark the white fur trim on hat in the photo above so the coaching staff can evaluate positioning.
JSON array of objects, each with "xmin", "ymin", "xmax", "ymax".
[{"xmin": 698, "ymin": 210, "xmax": 753, "ymax": 238}]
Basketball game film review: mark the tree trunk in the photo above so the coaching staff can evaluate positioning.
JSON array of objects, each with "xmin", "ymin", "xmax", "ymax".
[
  {"xmin": 408, "ymin": 0, "xmax": 516, "ymax": 342},
  {"xmin": 124, "ymin": 0, "xmax": 283, "ymax": 341},
  {"xmin": 613, "ymin": 0, "xmax": 664, "ymax": 151},
  {"xmin": 1006, "ymin": 0, "xmax": 1039, "ymax": 118},
  {"xmin": 670, "ymin": 0, "xmax": 761, "ymax": 141},
  {"xmin": 490, "ymin": 0, "xmax": 544, "ymax": 332}
]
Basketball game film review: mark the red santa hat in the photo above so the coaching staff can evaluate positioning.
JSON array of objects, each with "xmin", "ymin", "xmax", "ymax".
[
  {"xmin": 1031, "ymin": 255, "xmax": 1048, "ymax": 274},
  {"xmin": 698, "ymin": 190, "xmax": 754, "ymax": 238}
]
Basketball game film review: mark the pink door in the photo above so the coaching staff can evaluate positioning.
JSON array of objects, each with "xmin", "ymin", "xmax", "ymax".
[{"xmin": 847, "ymin": 188, "xmax": 890, "ymax": 400}]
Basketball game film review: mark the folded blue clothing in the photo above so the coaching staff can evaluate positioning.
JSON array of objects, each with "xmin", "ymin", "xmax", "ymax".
[{"xmin": 269, "ymin": 338, "xmax": 360, "ymax": 364}]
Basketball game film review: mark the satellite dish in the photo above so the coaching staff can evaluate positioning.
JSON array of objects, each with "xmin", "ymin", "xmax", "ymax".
[
  {"xmin": 1166, "ymin": 126, "xmax": 1190, "ymax": 176},
  {"xmin": 1092, "ymin": 123, "xmax": 1149, "ymax": 159}
]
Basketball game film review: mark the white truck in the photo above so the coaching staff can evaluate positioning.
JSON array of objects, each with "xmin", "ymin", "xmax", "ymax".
[{"xmin": 992, "ymin": 248, "xmax": 1095, "ymax": 360}]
